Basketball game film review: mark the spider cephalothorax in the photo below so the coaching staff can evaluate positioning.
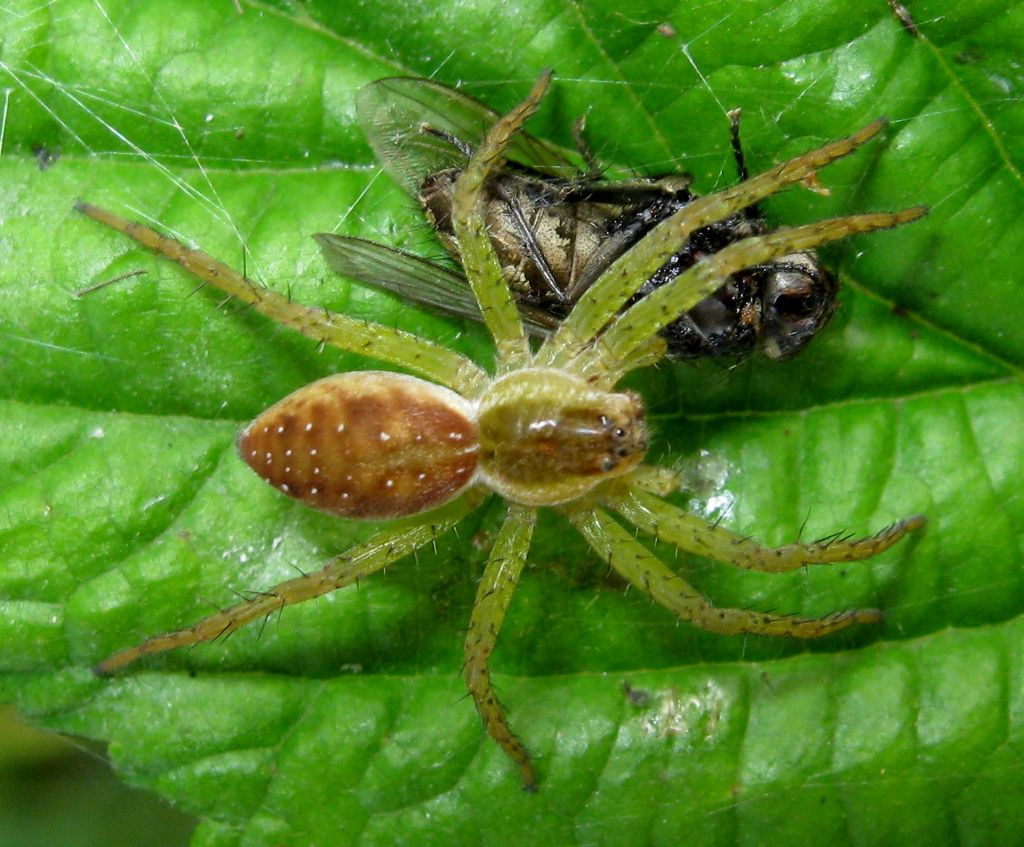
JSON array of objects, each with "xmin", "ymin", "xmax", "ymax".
[
  {"xmin": 82, "ymin": 72, "xmax": 926, "ymax": 791},
  {"xmin": 475, "ymin": 369, "xmax": 647, "ymax": 504}
]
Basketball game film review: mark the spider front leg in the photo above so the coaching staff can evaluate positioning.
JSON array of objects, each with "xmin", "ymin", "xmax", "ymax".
[
  {"xmin": 609, "ymin": 485, "xmax": 925, "ymax": 573},
  {"xmin": 464, "ymin": 505, "xmax": 537, "ymax": 790},
  {"xmin": 450, "ymin": 72, "xmax": 552, "ymax": 368},
  {"xmin": 564, "ymin": 504, "xmax": 882, "ymax": 639},
  {"xmin": 540, "ymin": 119, "xmax": 914, "ymax": 363},
  {"xmin": 75, "ymin": 203, "xmax": 486, "ymax": 395},
  {"xmin": 95, "ymin": 493, "xmax": 481, "ymax": 674},
  {"xmin": 582, "ymin": 206, "xmax": 927, "ymax": 377}
]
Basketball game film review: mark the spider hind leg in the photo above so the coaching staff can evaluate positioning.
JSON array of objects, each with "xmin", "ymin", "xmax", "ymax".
[
  {"xmin": 95, "ymin": 496, "xmax": 479, "ymax": 674},
  {"xmin": 564, "ymin": 502, "xmax": 889, "ymax": 640},
  {"xmin": 614, "ymin": 485, "xmax": 926, "ymax": 573},
  {"xmin": 463, "ymin": 505, "xmax": 538, "ymax": 790}
]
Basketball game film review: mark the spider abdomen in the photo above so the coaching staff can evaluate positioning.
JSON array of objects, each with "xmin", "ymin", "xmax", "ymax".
[
  {"xmin": 476, "ymin": 368, "xmax": 648, "ymax": 506},
  {"xmin": 238, "ymin": 372, "xmax": 479, "ymax": 519}
]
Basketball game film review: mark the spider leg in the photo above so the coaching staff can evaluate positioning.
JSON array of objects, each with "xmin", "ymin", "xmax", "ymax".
[
  {"xmin": 464, "ymin": 505, "xmax": 537, "ymax": 790},
  {"xmin": 624, "ymin": 464, "xmax": 684, "ymax": 496},
  {"xmin": 596, "ymin": 334, "xmax": 669, "ymax": 387},
  {"xmin": 541, "ymin": 119, "xmax": 902, "ymax": 364},
  {"xmin": 608, "ymin": 485, "xmax": 925, "ymax": 573},
  {"xmin": 451, "ymin": 72, "xmax": 552, "ymax": 368},
  {"xmin": 564, "ymin": 503, "xmax": 883, "ymax": 638},
  {"xmin": 94, "ymin": 493, "xmax": 482, "ymax": 674},
  {"xmin": 75, "ymin": 203, "xmax": 486, "ymax": 395},
  {"xmin": 581, "ymin": 206, "xmax": 927, "ymax": 376}
]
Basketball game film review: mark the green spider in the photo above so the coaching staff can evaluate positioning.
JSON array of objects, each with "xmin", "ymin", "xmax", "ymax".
[{"xmin": 82, "ymin": 73, "xmax": 926, "ymax": 791}]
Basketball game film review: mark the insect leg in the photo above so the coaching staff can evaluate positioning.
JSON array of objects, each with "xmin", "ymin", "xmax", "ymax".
[
  {"xmin": 726, "ymin": 108, "xmax": 771, "ymax": 229},
  {"xmin": 491, "ymin": 179, "xmax": 569, "ymax": 303},
  {"xmin": 464, "ymin": 505, "xmax": 537, "ymax": 790},
  {"xmin": 610, "ymin": 486, "xmax": 925, "ymax": 573},
  {"xmin": 571, "ymin": 114, "xmax": 603, "ymax": 179},
  {"xmin": 94, "ymin": 493, "xmax": 481, "ymax": 674},
  {"xmin": 564, "ymin": 504, "xmax": 883, "ymax": 638},
  {"xmin": 727, "ymin": 108, "xmax": 749, "ymax": 182},
  {"xmin": 450, "ymin": 72, "xmax": 552, "ymax": 368},
  {"xmin": 76, "ymin": 203, "xmax": 487, "ymax": 395},
  {"xmin": 419, "ymin": 123, "xmax": 476, "ymax": 159}
]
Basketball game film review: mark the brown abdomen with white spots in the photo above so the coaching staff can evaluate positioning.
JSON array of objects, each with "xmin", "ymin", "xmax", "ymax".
[{"xmin": 238, "ymin": 372, "xmax": 479, "ymax": 519}]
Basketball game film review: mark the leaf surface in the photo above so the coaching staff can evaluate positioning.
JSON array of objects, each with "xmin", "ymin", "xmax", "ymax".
[{"xmin": 1, "ymin": 1, "xmax": 1022, "ymax": 845}]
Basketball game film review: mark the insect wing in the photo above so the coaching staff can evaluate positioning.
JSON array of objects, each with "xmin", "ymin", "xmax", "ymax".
[
  {"xmin": 315, "ymin": 234, "xmax": 558, "ymax": 336},
  {"xmin": 315, "ymin": 233, "xmax": 480, "ymax": 316},
  {"xmin": 357, "ymin": 77, "xmax": 579, "ymax": 197}
]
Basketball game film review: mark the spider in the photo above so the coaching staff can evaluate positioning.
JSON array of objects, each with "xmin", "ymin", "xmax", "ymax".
[{"xmin": 82, "ymin": 72, "xmax": 926, "ymax": 791}]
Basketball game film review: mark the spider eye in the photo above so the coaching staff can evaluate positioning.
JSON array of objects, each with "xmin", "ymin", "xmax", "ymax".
[
  {"xmin": 614, "ymin": 427, "xmax": 626, "ymax": 439},
  {"xmin": 601, "ymin": 457, "xmax": 618, "ymax": 472}
]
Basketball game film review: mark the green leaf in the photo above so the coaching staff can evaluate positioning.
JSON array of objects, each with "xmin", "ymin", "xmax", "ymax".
[{"xmin": 2, "ymin": 1, "xmax": 1023, "ymax": 845}]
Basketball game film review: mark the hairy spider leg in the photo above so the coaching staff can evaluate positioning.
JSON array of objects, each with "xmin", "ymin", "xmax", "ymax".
[
  {"xmin": 604, "ymin": 334, "xmax": 670, "ymax": 385},
  {"xmin": 424, "ymin": 118, "xmax": 571, "ymax": 308},
  {"xmin": 449, "ymin": 72, "xmax": 553, "ymax": 369},
  {"xmin": 446, "ymin": 71, "xmax": 551, "ymax": 790},
  {"xmin": 95, "ymin": 493, "xmax": 482, "ymax": 674},
  {"xmin": 463, "ymin": 505, "xmax": 537, "ymax": 790},
  {"xmin": 539, "ymin": 119, "xmax": 893, "ymax": 365},
  {"xmin": 586, "ymin": 206, "xmax": 927, "ymax": 377},
  {"xmin": 608, "ymin": 485, "xmax": 926, "ymax": 573},
  {"xmin": 564, "ymin": 504, "xmax": 883, "ymax": 637},
  {"xmin": 74, "ymin": 203, "xmax": 486, "ymax": 396}
]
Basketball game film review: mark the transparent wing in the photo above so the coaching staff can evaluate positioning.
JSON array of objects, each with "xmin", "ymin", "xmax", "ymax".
[
  {"xmin": 357, "ymin": 77, "xmax": 580, "ymax": 198},
  {"xmin": 314, "ymin": 233, "xmax": 558, "ymax": 336},
  {"xmin": 315, "ymin": 234, "xmax": 479, "ymax": 315}
]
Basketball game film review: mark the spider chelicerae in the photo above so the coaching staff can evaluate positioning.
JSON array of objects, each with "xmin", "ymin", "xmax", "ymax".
[{"xmin": 82, "ymin": 72, "xmax": 926, "ymax": 791}]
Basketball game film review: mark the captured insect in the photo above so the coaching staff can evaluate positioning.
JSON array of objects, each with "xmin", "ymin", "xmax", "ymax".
[
  {"xmin": 318, "ymin": 77, "xmax": 839, "ymax": 361},
  {"xmin": 83, "ymin": 72, "xmax": 926, "ymax": 791}
]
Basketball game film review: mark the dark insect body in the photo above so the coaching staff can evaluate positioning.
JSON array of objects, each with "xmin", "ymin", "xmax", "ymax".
[
  {"xmin": 82, "ymin": 73, "xmax": 927, "ymax": 791},
  {"xmin": 319, "ymin": 77, "xmax": 838, "ymax": 361}
]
